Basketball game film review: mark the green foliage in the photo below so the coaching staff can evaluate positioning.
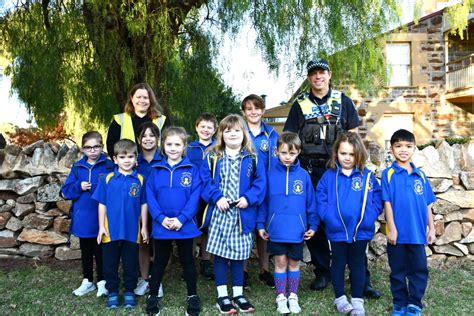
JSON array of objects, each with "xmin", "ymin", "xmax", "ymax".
[
  {"xmin": 417, "ymin": 137, "xmax": 472, "ymax": 150},
  {"xmin": 445, "ymin": 0, "xmax": 474, "ymax": 40}
]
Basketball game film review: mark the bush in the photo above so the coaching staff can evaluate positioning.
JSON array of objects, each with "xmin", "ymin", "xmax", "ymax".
[{"xmin": 417, "ymin": 137, "xmax": 471, "ymax": 150}]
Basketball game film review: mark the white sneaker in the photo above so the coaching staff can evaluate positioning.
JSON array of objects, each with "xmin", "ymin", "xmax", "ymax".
[
  {"xmin": 335, "ymin": 295, "xmax": 354, "ymax": 314},
  {"xmin": 276, "ymin": 294, "xmax": 290, "ymax": 314},
  {"xmin": 158, "ymin": 283, "xmax": 164, "ymax": 298},
  {"xmin": 351, "ymin": 297, "xmax": 365, "ymax": 316},
  {"xmin": 134, "ymin": 278, "xmax": 150, "ymax": 296},
  {"xmin": 96, "ymin": 280, "xmax": 108, "ymax": 297},
  {"xmin": 73, "ymin": 279, "xmax": 96, "ymax": 296},
  {"xmin": 288, "ymin": 293, "xmax": 302, "ymax": 314}
]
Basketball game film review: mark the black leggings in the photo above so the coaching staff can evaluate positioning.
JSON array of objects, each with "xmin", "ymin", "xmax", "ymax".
[
  {"xmin": 79, "ymin": 237, "xmax": 103, "ymax": 282},
  {"xmin": 149, "ymin": 238, "xmax": 196, "ymax": 296}
]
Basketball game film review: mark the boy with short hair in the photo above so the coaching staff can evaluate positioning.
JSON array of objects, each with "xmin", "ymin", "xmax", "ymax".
[
  {"xmin": 382, "ymin": 129, "xmax": 436, "ymax": 316},
  {"xmin": 257, "ymin": 132, "xmax": 318, "ymax": 314},
  {"xmin": 93, "ymin": 139, "xmax": 149, "ymax": 309},
  {"xmin": 187, "ymin": 112, "xmax": 217, "ymax": 280}
]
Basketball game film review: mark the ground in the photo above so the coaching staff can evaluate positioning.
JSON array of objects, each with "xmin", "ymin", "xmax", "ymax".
[{"xmin": 0, "ymin": 257, "xmax": 472, "ymax": 315}]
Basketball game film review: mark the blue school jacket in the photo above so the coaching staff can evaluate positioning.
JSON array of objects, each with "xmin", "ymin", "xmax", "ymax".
[
  {"xmin": 137, "ymin": 151, "xmax": 163, "ymax": 179},
  {"xmin": 187, "ymin": 139, "xmax": 216, "ymax": 169},
  {"xmin": 200, "ymin": 149, "xmax": 267, "ymax": 234},
  {"xmin": 316, "ymin": 165, "xmax": 383, "ymax": 243},
  {"xmin": 146, "ymin": 157, "xmax": 202, "ymax": 239},
  {"xmin": 61, "ymin": 154, "xmax": 114, "ymax": 238},
  {"xmin": 249, "ymin": 122, "xmax": 279, "ymax": 171},
  {"xmin": 256, "ymin": 160, "xmax": 318, "ymax": 243}
]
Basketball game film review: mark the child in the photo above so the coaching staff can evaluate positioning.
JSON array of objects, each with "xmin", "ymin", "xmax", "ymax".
[
  {"xmin": 200, "ymin": 114, "xmax": 266, "ymax": 314},
  {"xmin": 257, "ymin": 132, "xmax": 318, "ymax": 314},
  {"xmin": 188, "ymin": 113, "xmax": 217, "ymax": 280},
  {"xmin": 93, "ymin": 139, "xmax": 149, "ymax": 309},
  {"xmin": 382, "ymin": 129, "xmax": 436, "ymax": 316},
  {"xmin": 316, "ymin": 132, "xmax": 382, "ymax": 315},
  {"xmin": 145, "ymin": 126, "xmax": 202, "ymax": 316},
  {"xmin": 134, "ymin": 122, "xmax": 164, "ymax": 297},
  {"xmin": 61, "ymin": 131, "xmax": 114, "ymax": 297},
  {"xmin": 241, "ymin": 94, "xmax": 279, "ymax": 287}
]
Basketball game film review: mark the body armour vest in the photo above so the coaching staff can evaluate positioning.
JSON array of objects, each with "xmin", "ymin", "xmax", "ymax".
[{"xmin": 298, "ymin": 90, "xmax": 344, "ymax": 158}]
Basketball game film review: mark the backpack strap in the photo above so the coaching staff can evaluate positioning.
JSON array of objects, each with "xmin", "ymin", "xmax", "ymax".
[
  {"xmin": 200, "ymin": 153, "xmax": 218, "ymax": 228},
  {"xmin": 353, "ymin": 171, "xmax": 372, "ymax": 241}
]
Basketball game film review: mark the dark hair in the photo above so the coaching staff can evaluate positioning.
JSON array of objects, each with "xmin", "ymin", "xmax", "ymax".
[
  {"xmin": 241, "ymin": 94, "xmax": 265, "ymax": 111},
  {"xmin": 327, "ymin": 132, "xmax": 368, "ymax": 171},
  {"xmin": 390, "ymin": 129, "xmax": 416, "ymax": 145},
  {"xmin": 277, "ymin": 132, "xmax": 301, "ymax": 151},
  {"xmin": 161, "ymin": 126, "xmax": 188, "ymax": 156},
  {"xmin": 195, "ymin": 112, "xmax": 218, "ymax": 130},
  {"xmin": 124, "ymin": 83, "xmax": 162, "ymax": 119},
  {"xmin": 82, "ymin": 131, "xmax": 103, "ymax": 147},
  {"xmin": 138, "ymin": 122, "xmax": 161, "ymax": 148},
  {"xmin": 113, "ymin": 139, "xmax": 137, "ymax": 156}
]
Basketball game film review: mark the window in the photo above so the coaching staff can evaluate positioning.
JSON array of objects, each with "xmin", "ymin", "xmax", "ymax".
[
  {"xmin": 382, "ymin": 113, "xmax": 414, "ymax": 149},
  {"xmin": 386, "ymin": 43, "xmax": 411, "ymax": 86}
]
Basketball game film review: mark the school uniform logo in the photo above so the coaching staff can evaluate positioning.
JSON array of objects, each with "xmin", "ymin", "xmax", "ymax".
[
  {"xmin": 181, "ymin": 172, "xmax": 192, "ymax": 187},
  {"xmin": 293, "ymin": 180, "xmax": 304, "ymax": 194},
  {"xmin": 272, "ymin": 146, "xmax": 278, "ymax": 158},
  {"xmin": 414, "ymin": 180, "xmax": 424, "ymax": 195},
  {"xmin": 260, "ymin": 140, "xmax": 269, "ymax": 152},
  {"xmin": 351, "ymin": 177, "xmax": 363, "ymax": 191},
  {"xmin": 129, "ymin": 183, "xmax": 141, "ymax": 197}
]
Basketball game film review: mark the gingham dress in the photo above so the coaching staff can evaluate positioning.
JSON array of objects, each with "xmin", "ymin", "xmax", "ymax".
[{"xmin": 206, "ymin": 153, "xmax": 254, "ymax": 260}]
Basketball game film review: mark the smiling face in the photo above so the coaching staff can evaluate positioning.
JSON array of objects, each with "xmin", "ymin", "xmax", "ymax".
[
  {"xmin": 223, "ymin": 126, "xmax": 244, "ymax": 151},
  {"xmin": 196, "ymin": 120, "xmax": 216, "ymax": 143},
  {"xmin": 131, "ymin": 88, "xmax": 150, "ymax": 116},
  {"xmin": 113, "ymin": 151, "xmax": 137, "ymax": 174},
  {"xmin": 307, "ymin": 68, "xmax": 331, "ymax": 95},
  {"xmin": 140, "ymin": 127, "xmax": 158, "ymax": 152},
  {"xmin": 242, "ymin": 101, "xmax": 264, "ymax": 126},
  {"xmin": 391, "ymin": 140, "xmax": 415, "ymax": 164},
  {"xmin": 277, "ymin": 143, "xmax": 300, "ymax": 167},
  {"xmin": 164, "ymin": 134, "xmax": 185, "ymax": 165},
  {"xmin": 337, "ymin": 141, "xmax": 355, "ymax": 171}
]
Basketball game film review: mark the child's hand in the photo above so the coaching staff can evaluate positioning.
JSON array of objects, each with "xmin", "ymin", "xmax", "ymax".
[
  {"xmin": 258, "ymin": 229, "xmax": 269, "ymax": 240},
  {"xmin": 216, "ymin": 197, "xmax": 230, "ymax": 212},
  {"xmin": 81, "ymin": 181, "xmax": 92, "ymax": 191},
  {"xmin": 304, "ymin": 229, "xmax": 315, "ymax": 240},
  {"xmin": 427, "ymin": 228, "xmax": 436, "ymax": 245},
  {"xmin": 162, "ymin": 217, "xmax": 174, "ymax": 230},
  {"xmin": 141, "ymin": 226, "xmax": 149, "ymax": 244},
  {"xmin": 387, "ymin": 228, "xmax": 398, "ymax": 245},
  {"xmin": 169, "ymin": 218, "xmax": 183, "ymax": 231},
  {"xmin": 97, "ymin": 227, "xmax": 108, "ymax": 244},
  {"xmin": 236, "ymin": 197, "xmax": 249, "ymax": 209}
]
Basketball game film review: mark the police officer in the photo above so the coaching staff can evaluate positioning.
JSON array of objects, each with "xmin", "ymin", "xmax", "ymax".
[{"xmin": 283, "ymin": 58, "xmax": 380, "ymax": 299}]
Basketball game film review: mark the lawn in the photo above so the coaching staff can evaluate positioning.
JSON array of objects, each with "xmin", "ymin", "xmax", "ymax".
[{"xmin": 0, "ymin": 258, "xmax": 472, "ymax": 315}]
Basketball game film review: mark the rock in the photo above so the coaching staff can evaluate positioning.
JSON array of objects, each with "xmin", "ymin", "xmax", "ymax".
[
  {"xmin": 0, "ymin": 179, "xmax": 19, "ymax": 192},
  {"xmin": 5, "ymin": 216, "xmax": 22, "ymax": 232},
  {"xmin": 0, "ymin": 248, "xmax": 21, "ymax": 256},
  {"xmin": 70, "ymin": 235, "xmax": 80, "ymax": 250},
  {"xmin": 18, "ymin": 229, "xmax": 68, "ymax": 245},
  {"xmin": 428, "ymin": 178, "xmax": 453, "ymax": 193},
  {"xmin": 13, "ymin": 203, "xmax": 35, "ymax": 219},
  {"xmin": 22, "ymin": 140, "xmax": 44, "ymax": 156},
  {"xmin": 453, "ymin": 242, "xmax": 469, "ymax": 255},
  {"xmin": 19, "ymin": 243, "xmax": 54, "ymax": 258},
  {"xmin": 16, "ymin": 192, "xmax": 36, "ymax": 204},
  {"xmin": 420, "ymin": 161, "xmax": 452, "ymax": 179},
  {"xmin": 452, "ymin": 174, "xmax": 460, "ymax": 185},
  {"xmin": 375, "ymin": 221, "xmax": 381, "ymax": 233},
  {"xmin": 15, "ymin": 176, "xmax": 45, "ymax": 195},
  {"xmin": 434, "ymin": 214, "xmax": 443, "ymax": 221},
  {"xmin": 43, "ymin": 208, "xmax": 63, "ymax": 217},
  {"xmin": 461, "ymin": 140, "xmax": 474, "ymax": 171},
  {"xmin": 55, "ymin": 173, "xmax": 68, "ymax": 185},
  {"xmin": 0, "ymin": 212, "xmax": 12, "ymax": 229},
  {"xmin": 0, "ymin": 191, "xmax": 18, "ymax": 200},
  {"xmin": 4, "ymin": 144, "xmax": 22, "ymax": 156},
  {"xmin": 462, "ymin": 222, "xmax": 472, "ymax": 237},
  {"xmin": 58, "ymin": 145, "xmax": 80, "ymax": 169},
  {"xmin": 427, "ymin": 254, "xmax": 446, "ymax": 268},
  {"xmin": 55, "ymin": 246, "xmax": 81, "ymax": 260},
  {"xmin": 446, "ymin": 256, "xmax": 459, "ymax": 266},
  {"xmin": 0, "ymin": 230, "xmax": 18, "ymax": 248},
  {"xmin": 460, "ymin": 171, "xmax": 474, "ymax": 190},
  {"xmin": 425, "ymin": 246, "xmax": 432, "ymax": 256},
  {"xmin": 22, "ymin": 213, "xmax": 54, "ymax": 230},
  {"xmin": 437, "ymin": 191, "xmax": 474, "ymax": 209},
  {"xmin": 469, "ymin": 243, "xmax": 474, "ymax": 254},
  {"xmin": 303, "ymin": 243, "xmax": 311, "ymax": 263},
  {"xmin": 53, "ymin": 217, "xmax": 70, "ymax": 233},
  {"xmin": 444, "ymin": 211, "xmax": 464, "ymax": 222},
  {"xmin": 0, "ymin": 202, "xmax": 15, "ymax": 213},
  {"xmin": 56, "ymin": 144, "xmax": 69, "ymax": 163},
  {"xmin": 368, "ymin": 142, "xmax": 383, "ymax": 165},
  {"xmin": 35, "ymin": 202, "xmax": 49, "ymax": 212},
  {"xmin": 437, "ymin": 141, "xmax": 455, "ymax": 170},
  {"xmin": 434, "ymin": 219, "xmax": 445, "ymax": 236},
  {"xmin": 463, "ymin": 209, "xmax": 474, "ymax": 222},
  {"xmin": 37, "ymin": 183, "xmax": 62, "ymax": 202},
  {"xmin": 12, "ymin": 153, "xmax": 31, "ymax": 176},
  {"xmin": 56, "ymin": 200, "xmax": 71, "ymax": 214},
  {"xmin": 432, "ymin": 198, "xmax": 460, "ymax": 215},
  {"xmin": 433, "ymin": 244, "xmax": 464, "ymax": 256},
  {"xmin": 460, "ymin": 230, "xmax": 474, "ymax": 244},
  {"xmin": 369, "ymin": 233, "xmax": 387, "ymax": 256},
  {"xmin": 0, "ymin": 153, "xmax": 19, "ymax": 178},
  {"xmin": 452, "ymin": 144, "xmax": 463, "ymax": 172},
  {"xmin": 435, "ymin": 221, "xmax": 462, "ymax": 245}
]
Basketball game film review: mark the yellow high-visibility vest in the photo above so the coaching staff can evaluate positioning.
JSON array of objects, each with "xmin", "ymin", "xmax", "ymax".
[{"xmin": 113, "ymin": 112, "xmax": 166, "ymax": 141}]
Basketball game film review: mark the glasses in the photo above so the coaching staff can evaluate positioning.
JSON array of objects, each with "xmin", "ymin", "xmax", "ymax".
[{"xmin": 83, "ymin": 145, "xmax": 102, "ymax": 152}]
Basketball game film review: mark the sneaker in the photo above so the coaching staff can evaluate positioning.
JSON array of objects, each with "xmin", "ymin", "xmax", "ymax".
[
  {"xmin": 106, "ymin": 292, "xmax": 119, "ymax": 309},
  {"xmin": 243, "ymin": 271, "xmax": 250, "ymax": 289},
  {"xmin": 350, "ymin": 297, "xmax": 365, "ymax": 316},
  {"xmin": 186, "ymin": 295, "xmax": 201, "ymax": 316},
  {"xmin": 134, "ymin": 278, "xmax": 150, "ymax": 296},
  {"xmin": 391, "ymin": 304, "xmax": 407, "ymax": 316},
  {"xmin": 73, "ymin": 279, "xmax": 96, "ymax": 296},
  {"xmin": 123, "ymin": 291, "xmax": 136, "ymax": 309},
  {"xmin": 288, "ymin": 293, "xmax": 302, "ymax": 314},
  {"xmin": 276, "ymin": 294, "xmax": 290, "ymax": 314},
  {"xmin": 334, "ymin": 295, "xmax": 354, "ymax": 314},
  {"xmin": 146, "ymin": 294, "xmax": 161, "ymax": 315},
  {"xmin": 96, "ymin": 280, "xmax": 108, "ymax": 297},
  {"xmin": 216, "ymin": 296, "xmax": 237, "ymax": 314},
  {"xmin": 259, "ymin": 270, "xmax": 275, "ymax": 287},
  {"xmin": 232, "ymin": 295, "xmax": 255, "ymax": 313},
  {"xmin": 200, "ymin": 260, "xmax": 215, "ymax": 280},
  {"xmin": 406, "ymin": 304, "xmax": 422, "ymax": 316},
  {"xmin": 158, "ymin": 283, "xmax": 164, "ymax": 298}
]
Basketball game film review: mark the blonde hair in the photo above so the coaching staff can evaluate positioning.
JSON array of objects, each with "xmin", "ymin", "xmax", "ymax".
[
  {"xmin": 210, "ymin": 114, "xmax": 255, "ymax": 157},
  {"xmin": 161, "ymin": 126, "xmax": 188, "ymax": 156},
  {"xmin": 327, "ymin": 132, "xmax": 368, "ymax": 171},
  {"xmin": 124, "ymin": 83, "xmax": 162, "ymax": 119}
]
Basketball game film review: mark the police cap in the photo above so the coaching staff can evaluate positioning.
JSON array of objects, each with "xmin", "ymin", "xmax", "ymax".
[{"xmin": 306, "ymin": 58, "xmax": 330, "ymax": 75}]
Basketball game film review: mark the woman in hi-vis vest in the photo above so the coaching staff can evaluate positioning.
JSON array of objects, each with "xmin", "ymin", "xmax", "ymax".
[{"xmin": 106, "ymin": 83, "xmax": 170, "ymax": 156}]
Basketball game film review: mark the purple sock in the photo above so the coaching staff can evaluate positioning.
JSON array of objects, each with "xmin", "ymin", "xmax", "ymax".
[
  {"xmin": 274, "ymin": 272, "xmax": 287, "ymax": 296},
  {"xmin": 288, "ymin": 270, "xmax": 300, "ymax": 295}
]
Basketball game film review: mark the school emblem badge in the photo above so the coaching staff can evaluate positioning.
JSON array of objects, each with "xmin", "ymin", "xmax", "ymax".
[
  {"xmin": 414, "ymin": 180, "xmax": 423, "ymax": 195},
  {"xmin": 181, "ymin": 172, "xmax": 192, "ymax": 187},
  {"xmin": 351, "ymin": 177, "xmax": 362, "ymax": 191},
  {"xmin": 129, "ymin": 182, "xmax": 141, "ymax": 197},
  {"xmin": 293, "ymin": 180, "xmax": 303, "ymax": 194},
  {"xmin": 272, "ymin": 146, "xmax": 278, "ymax": 158},
  {"xmin": 260, "ymin": 140, "xmax": 269, "ymax": 152}
]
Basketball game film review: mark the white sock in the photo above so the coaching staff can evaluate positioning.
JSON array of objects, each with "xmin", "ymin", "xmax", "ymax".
[
  {"xmin": 233, "ymin": 286, "xmax": 243, "ymax": 297},
  {"xmin": 217, "ymin": 285, "xmax": 228, "ymax": 298}
]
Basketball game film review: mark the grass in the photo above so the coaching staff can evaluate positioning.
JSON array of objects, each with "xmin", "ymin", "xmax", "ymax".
[{"xmin": 0, "ymin": 258, "xmax": 472, "ymax": 315}]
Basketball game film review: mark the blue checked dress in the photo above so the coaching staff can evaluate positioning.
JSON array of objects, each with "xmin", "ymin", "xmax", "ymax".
[{"xmin": 206, "ymin": 153, "xmax": 254, "ymax": 260}]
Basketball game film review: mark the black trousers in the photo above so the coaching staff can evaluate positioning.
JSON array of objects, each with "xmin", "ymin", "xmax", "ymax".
[
  {"xmin": 102, "ymin": 240, "xmax": 138, "ymax": 293},
  {"xmin": 79, "ymin": 237, "xmax": 103, "ymax": 282},
  {"xmin": 149, "ymin": 238, "xmax": 197, "ymax": 296}
]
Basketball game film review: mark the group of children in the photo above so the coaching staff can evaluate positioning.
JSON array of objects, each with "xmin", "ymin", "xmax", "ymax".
[{"xmin": 62, "ymin": 94, "xmax": 436, "ymax": 316}]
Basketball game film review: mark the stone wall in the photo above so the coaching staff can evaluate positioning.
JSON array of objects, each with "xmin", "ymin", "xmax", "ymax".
[{"xmin": 0, "ymin": 140, "xmax": 473, "ymax": 267}]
